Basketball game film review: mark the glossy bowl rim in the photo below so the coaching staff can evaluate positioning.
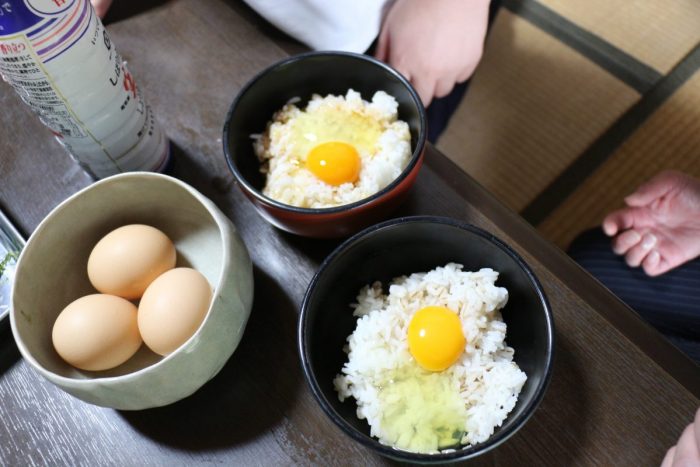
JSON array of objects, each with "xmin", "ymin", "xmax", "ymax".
[
  {"xmin": 222, "ymin": 50, "xmax": 427, "ymax": 215},
  {"xmin": 298, "ymin": 215, "xmax": 555, "ymax": 463}
]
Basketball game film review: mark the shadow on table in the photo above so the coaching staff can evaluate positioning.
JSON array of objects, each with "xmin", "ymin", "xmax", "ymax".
[
  {"xmin": 0, "ymin": 321, "xmax": 21, "ymax": 375},
  {"xmin": 280, "ymin": 232, "xmax": 342, "ymax": 266},
  {"xmin": 543, "ymin": 331, "xmax": 593, "ymax": 462},
  {"xmin": 119, "ymin": 265, "xmax": 303, "ymax": 450},
  {"xmin": 495, "ymin": 330, "xmax": 592, "ymax": 464},
  {"xmin": 269, "ymin": 175, "xmax": 427, "ymax": 265}
]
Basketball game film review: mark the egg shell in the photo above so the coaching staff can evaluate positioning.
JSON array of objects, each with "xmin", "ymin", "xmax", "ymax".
[
  {"xmin": 52, "ymin": 294, "xmax": 142, "ymax": 371},
  {"xmin": 137, "ymin": 267, "xmax": 212, "ymax": 356},
  {"xmin": 87, "ymin": 224, "xmax": 176, "ymax": 300}
]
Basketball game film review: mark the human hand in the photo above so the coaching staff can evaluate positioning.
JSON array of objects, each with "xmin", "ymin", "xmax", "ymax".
[
  {"xmin": 91, "ymin": 0, "xmax": 113, "ymax": 19},
  {"xmin": 374, "ymin": 0, "xmax": 491, "ymax": 107},
  {"xmin": 602, "ymin": 170, "xmax": 700, "ymax": 276},
  {"xmin": 661, "ymin": 408, "xmax": 700, "ymax": 467}
]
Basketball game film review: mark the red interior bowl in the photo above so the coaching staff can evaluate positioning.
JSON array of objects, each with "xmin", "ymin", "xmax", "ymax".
[{"xmin": 222, "ymin": 51, "xmax": 427, "ymax": 238}]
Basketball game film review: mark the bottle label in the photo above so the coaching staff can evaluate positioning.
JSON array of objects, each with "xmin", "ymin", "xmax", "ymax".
[
  {"xmin": 0, "ymin": 0, "xmax": 169, "ymax": 178},
  {"xmin": 0, "ymin": 1, "xmax": 80, "ymax": 39}
]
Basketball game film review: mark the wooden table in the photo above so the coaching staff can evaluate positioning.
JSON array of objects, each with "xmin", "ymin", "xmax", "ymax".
[{"xmin": 1, "ymin": 1, "xmax": 698, "ymax": 465}]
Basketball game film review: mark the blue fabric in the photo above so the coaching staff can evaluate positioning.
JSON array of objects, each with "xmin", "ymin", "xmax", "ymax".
[{"xmin": 568, "ymin": 228, "xmax": 700, "ymax": 363}]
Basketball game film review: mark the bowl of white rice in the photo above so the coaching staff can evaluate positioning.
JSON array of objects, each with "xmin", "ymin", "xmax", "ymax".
[
  {"xmin": 223, "ymin": 52, "xmax": 426, "ymax": 238},
  {"xmin": 298, "ymin": 216, "xmax": 554, "ymax": 463}
]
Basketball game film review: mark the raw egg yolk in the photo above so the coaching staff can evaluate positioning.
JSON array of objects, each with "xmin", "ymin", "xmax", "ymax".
[
  {"xmin": 306, "ymin": 141, "xmax": 361, "ymax": 186},
  {"xmin": 407, "ymin": 306, "xmax": 466, "ymax": 372}
]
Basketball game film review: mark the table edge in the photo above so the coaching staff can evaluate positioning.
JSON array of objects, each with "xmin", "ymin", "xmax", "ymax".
[{"xmin": 425, "ymin": 145, "xmax": 700, "ymax": 398}]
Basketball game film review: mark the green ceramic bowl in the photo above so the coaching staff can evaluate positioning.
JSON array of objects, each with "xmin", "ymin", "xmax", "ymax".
[{"xmin": 10, "ymin": 173, "xmax": 253, "ymax": 410}]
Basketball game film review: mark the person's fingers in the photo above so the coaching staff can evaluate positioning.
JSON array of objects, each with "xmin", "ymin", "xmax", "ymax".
[
  {"xmin": 603, "ymin": 204, "xmax": 657, "ymax": 236},
  {"xmin": 456, "ymin": 68, "xmax": 471, "ymax": 83},
  {"xmin": 603, "ymin": 209, "xmax": 636, "ymax": 236},
  {"xmin": 374, "ymin": 26, "xmax": 390, "ymax": 62},
  {"xmin": 661, "ymin": 445, "xmax": 676, "ymax": 467},
  {"xmin": 611, "ymin": 229, "xmax": 641, "ymax": 255},
  {"xmin": 434, "ymin": 77, "xmax": 454, "ymax": 100},
  {"xmin": 602, "ymin": 218, "xmax": 619, "ymax": 236},
  {"xmin": 644, "ymin": 251, "xmax": 676, "ymax": 277},
  {"xmin": 391, "ymin": 60, "xmax": 412, "ymax": 85},
  {"xmin": 671, "ymin": 423, "xmax": 700, "ymax": 466},
  {"xmin": 641, "ymin": 250, "xmax": 661, "ymax": 276},
  {"xmin": 641, "ymin": 249, "xmax": 674, "ymax": 277},
  {"xmin": 91, "ymin": 0, "xmax": 113, "ymax": 18},
  {"xmin": 456, "ymin": 60, "xmax": 479, "ymax": 83},
  {"xmin": 624, "ymin": 171, "xmax": 677, "ymax": 207},
  {"xmin": 410, "ymin": 75, "xmax": 435, "ymax": 107},
  {"xmin": 695, "ymin": 409, "xmax": 700, "ymax": 452},
  {"xmin": 624, "ymin": 233, "xmax": 657, "ymax": 267}
]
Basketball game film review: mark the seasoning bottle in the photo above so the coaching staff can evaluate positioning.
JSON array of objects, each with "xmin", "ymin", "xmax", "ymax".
[{"xmin": 0, "ymin": 0, "xmax": 170, "ymax": 178}]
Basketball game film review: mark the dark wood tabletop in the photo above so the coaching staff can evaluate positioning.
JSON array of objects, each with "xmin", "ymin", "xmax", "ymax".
[{"xmin": 1, "ymin": 1, "xmax": 698, "ymax": 465}]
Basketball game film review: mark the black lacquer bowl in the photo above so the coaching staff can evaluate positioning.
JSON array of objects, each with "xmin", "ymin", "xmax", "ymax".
[
  {"xmin": 298, "ymin": 216, "xmax": 554, "ymax": 463},
  {"xmin": 223, "ymin": 51, "xmax": 426, "ymax": 238}
]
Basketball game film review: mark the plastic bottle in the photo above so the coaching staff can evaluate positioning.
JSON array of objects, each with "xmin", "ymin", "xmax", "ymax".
[{"xmin": 0, "ymin": 0, "xmax": 170, "ymax": 178}]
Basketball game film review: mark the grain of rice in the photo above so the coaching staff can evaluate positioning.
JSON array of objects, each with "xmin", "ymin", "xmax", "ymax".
[{"xmin": 334, "ymin": 263, "xmax": 527, "ymax": 453}]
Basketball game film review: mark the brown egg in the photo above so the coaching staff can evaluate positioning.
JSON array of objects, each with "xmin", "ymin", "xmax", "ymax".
[
  {"xmin": 87, "ymin": 224, "xmax": 176, "ymax": 299},
  {"xmin": 137, "ymin": 268, "xmax": 212, "ymax": 356},
  {"xmin": 52, "ymin": 294, "xmax": 142, "ymax": 371}
]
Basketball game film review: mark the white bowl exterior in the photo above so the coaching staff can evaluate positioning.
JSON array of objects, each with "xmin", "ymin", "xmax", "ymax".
[{"xmin": 10, "ymin": 173, "xmax": 253, "ymax": 410}]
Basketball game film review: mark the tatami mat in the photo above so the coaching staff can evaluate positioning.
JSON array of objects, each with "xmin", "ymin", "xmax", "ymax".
[
  {"xmin": 538, "ymin": 70, "xmax": 700, "ymax": 250},
  {"xmin": 538, "ymin": 0, "xmax": 700, "ymax": 74},
  {"xmin": 436, "ymin": 10, "xmax": 639, "ymax": 212}
]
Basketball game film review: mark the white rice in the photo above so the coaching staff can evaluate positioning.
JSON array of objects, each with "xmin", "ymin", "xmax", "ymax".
[
  {"xmin": 334, "ymin": 263, "xmax": 527, "ymax": 453},
  {"xmin": 254, "ymin": 89, "xmax": 411, "ymax": 208}
]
